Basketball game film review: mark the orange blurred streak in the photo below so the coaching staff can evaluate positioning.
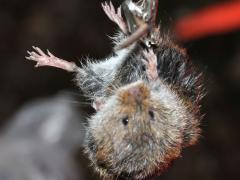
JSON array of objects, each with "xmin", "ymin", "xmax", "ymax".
[{"xmin": 175, "ymin": 1, "xmax": 240, "ymax": 41}]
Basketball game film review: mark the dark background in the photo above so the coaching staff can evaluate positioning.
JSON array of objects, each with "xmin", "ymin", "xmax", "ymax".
[{"xmin": 0, "ymin": 0, "xmax": 240, "ymax": 179}]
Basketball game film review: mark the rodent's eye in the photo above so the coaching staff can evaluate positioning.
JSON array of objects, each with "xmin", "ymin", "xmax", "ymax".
[
  {"xmin": 122, "ymin": 116, "xmax": 129, "ymax": 126},
  {"xmin": 149, "ymin": 110, "xmax": 155, "ymax": 120},
  {"xmin": 141, "ymin": 65, "xmax": 146, "ymax": 71}
]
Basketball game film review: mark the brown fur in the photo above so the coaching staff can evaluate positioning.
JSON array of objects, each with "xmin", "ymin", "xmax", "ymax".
[{"xmin": 84, "ymin": 80, "xmax": 200, "ymax": 179}]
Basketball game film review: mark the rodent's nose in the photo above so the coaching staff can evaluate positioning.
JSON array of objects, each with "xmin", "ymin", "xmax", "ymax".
[
  {"xmin": 118, "ymin": 81, "xmax": 150, "ymax": 107},
  {"xmin": 128, "ymin": 86, "xmax": 142, "ymax": 103},
  {"xmin": 128, "ymin": 86, "xmax": 141, "ymax": 97}
]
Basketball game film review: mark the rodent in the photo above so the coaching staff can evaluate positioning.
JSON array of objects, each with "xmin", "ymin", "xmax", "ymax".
[
  {"xmin": 73, "ymin": 37, "xmax": 203, "ymax": 179},
  {"xmin": 82, "ymin": 34, "xmax": 203, "ymax": 180},
  {"xmin": 85, "ymin": 78, "xmax": 201, "ymax": 179},
  {"xmin": 25, "ymin": 0, "xmax": 204, "ymax": 179}
]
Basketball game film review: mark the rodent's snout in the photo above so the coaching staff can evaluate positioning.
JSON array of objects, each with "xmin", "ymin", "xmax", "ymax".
[
  {"xmin": 129, "ymin": 86, "xmax": 141, "ymax": 97},
  {"xmin": 118, "ymin": 81, "xmax": 150, "ymax": 107}
]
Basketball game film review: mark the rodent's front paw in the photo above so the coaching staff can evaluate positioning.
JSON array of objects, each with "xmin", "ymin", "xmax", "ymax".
[
  {"xmin": 26, "ymin": 46, "xmax": 78, "ymax": 72},
  {"xmin": 142, "ymin": 49, "xmax": 158, "ymax": 81},
  {"xmin": 26, "ymin": 46, "xmax": 56, "ymax": 68}
]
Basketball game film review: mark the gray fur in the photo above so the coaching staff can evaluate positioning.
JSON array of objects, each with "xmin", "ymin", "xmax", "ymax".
[
  {"xmin": 84, "ymin": 80, "xmax": 201, "ymax": 179},
  {"xmin": 78, "ymin": 32, "xmax": 204, "ymax": 179}
]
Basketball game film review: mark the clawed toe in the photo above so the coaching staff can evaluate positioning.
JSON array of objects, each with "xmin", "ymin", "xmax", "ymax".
[
  {"xmin": 25, "ymin": 47, "xmax": 78, "ymax": 72},
  {"xmin": 102, "ymin": 1, "xmax": 127, "ymax": 34},
  {"xmin": 142, "ymin": 49, "xmax": 158, "ymax": 81}
]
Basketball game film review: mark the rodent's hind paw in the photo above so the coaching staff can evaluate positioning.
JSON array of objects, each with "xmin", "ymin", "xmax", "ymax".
[
  {"xmin": 26, "ymin": 46, "xmax": 78, "ymax": 72},
  {"xmin": 101, "ymin": 1, "xmax": 127, "ymax": 34}
]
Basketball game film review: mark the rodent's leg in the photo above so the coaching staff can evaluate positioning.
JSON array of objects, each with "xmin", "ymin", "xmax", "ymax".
[
  {"xmin": 142, "ymin": 49, "xmax": 158, "ymax": 81},
  {"xmin": 26, "ymin": 46, "xmax": 79, "ymax": 72},
  {"xmin": 101, "ymin": 1, "xmax": 128, "ymax": 34},
  {"xmin": 114, "ymin": 0, "xmax": 150, "ymax": 51},
  {"xmin": 74, "ymin": 44, "xmax": 136, "ymax": 99}
]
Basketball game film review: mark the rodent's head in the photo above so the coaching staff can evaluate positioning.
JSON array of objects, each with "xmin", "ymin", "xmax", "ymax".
[{"xmin": 85, "ymin": 80, "xmax": 199, "ymax": 179}]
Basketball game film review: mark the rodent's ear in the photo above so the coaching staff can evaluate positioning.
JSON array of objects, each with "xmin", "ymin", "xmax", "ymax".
[{"xmin": 92, "ymin": 97, "xmax": 106, "ymax": 111}]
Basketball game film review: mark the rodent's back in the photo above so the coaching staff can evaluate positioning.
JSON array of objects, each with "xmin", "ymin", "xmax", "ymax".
[{"xmin": 155, "ymin": 42, "xmax": 203, "ymax": 104}]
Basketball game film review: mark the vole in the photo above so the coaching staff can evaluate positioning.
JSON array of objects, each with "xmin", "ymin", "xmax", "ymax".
[
  {"xmin": 26, "ymin": 0, "xmax": 204, "ymax": 179},
  {"xmin": 85, "ymin": 77, "xmax": 202, "ymax": 180}
]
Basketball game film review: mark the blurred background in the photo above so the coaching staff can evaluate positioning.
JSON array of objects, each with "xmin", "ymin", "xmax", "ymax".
[{"xmin": 0, "ymin": 0, "xmax": 240, "ymax": 179}]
